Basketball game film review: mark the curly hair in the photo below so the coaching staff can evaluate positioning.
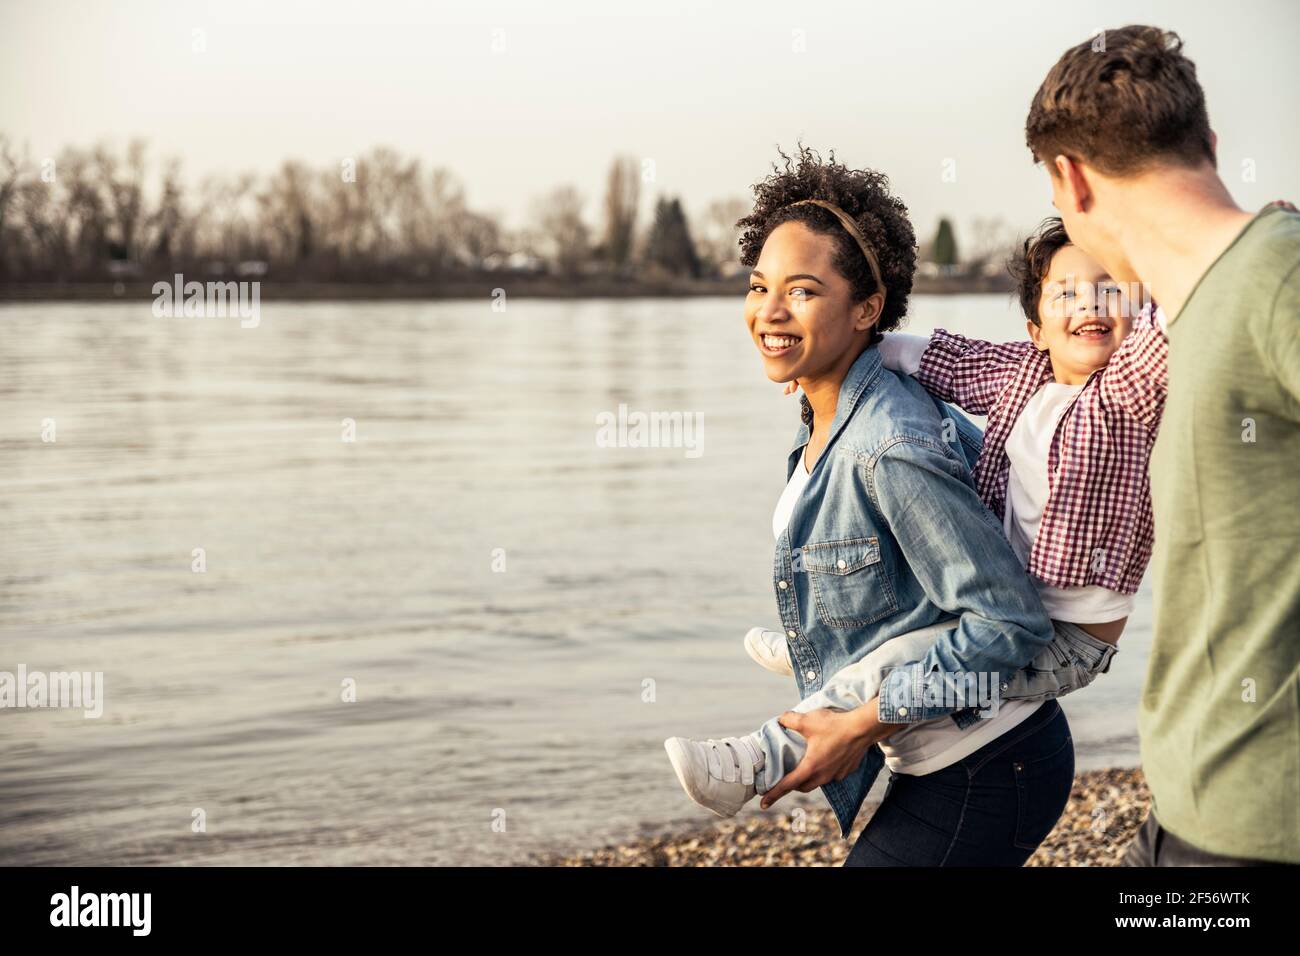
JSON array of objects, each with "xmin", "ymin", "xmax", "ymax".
[
  {"xmin": 736, "ymin": 146, "xmax": 917, "ymax": 339},
  {"xmin": 1007, "ymin": 217, "xmax": 1072, "ymax": 326}
]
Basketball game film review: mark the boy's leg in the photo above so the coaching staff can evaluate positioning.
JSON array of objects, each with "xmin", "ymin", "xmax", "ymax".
[
  {"xmin": 998, "ymin": 620, "xmax": 1119, "ymax": 703},
  {"xmin": 751, "ymin": 624, "xmax": 953, "ymax": 793}
]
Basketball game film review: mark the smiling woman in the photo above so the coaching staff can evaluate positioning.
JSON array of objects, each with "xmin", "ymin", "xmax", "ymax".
[
  {"xmin": 738, "ymin": 145, "xmax": 916, "ymax": 350},
  {"xmin": 661, "ymin": 146, "xmax": 1078, "ymax": 867}
]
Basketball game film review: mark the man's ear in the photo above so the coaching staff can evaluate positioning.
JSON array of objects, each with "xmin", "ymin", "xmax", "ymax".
[
  {"xmin": 854, "ymin": 292, "xmax": 886, "ymax": 333},
  {"xmin": 1027, "ymin": 319, "xmax": 1048, "ymax": 351},
  {"xmin": 1053, "ymin": 155, "xmax": 1092, "ymax": 213}
]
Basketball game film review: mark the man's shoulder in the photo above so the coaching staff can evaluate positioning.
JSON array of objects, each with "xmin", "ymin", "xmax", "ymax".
[
  {"xmin": 1236, "ymin": 208, "xmax": 1300, "ymax": 291},
  {"xmin": 1234, "ymin": 211, "xmax": 1300, "ymax": 341},
  {"xmin": 1182, "ymin": 209, "xmax": 1300, "ymax": 327}
]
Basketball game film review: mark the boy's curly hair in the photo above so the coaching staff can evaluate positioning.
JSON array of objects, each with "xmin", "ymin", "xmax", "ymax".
[
  {"xmin": 736, "ymin": 146, "xmax": 917, "ymax": 339},
  {"xmin": 1008, "ymin": 217, "xmax": 1072, "ymax": 326}
]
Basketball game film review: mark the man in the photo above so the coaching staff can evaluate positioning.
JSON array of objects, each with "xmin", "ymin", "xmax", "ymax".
[{"xmin": 1025, "ymin": 24, "xmax": 1299, "ymax": 865}]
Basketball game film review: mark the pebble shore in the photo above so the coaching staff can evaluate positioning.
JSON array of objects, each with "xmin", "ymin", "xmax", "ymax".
[{"xmin": 546, "ymin": 767, "xmax": 1149, "ymax": 867}]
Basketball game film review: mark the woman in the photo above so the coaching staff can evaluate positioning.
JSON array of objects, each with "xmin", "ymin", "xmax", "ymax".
[{"xmin": 667, "ymin": 147, "xmax": 1075, "ymax": 866}]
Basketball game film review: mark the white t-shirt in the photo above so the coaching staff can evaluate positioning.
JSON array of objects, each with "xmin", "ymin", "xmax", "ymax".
[
  {"xmin": 1003, "ymin": 384, "xmax": 1135, "ymax": 622},
  {"xmin": 772, "ymin": 444, "xmax": 1043, "ymax": 776},
  {"xmin": 772, "ymin": 446, "xmax": 813, "ymax": 538}
]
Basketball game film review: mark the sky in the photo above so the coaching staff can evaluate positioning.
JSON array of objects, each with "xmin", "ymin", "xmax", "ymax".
[{"xmin": 2, "ymin": 0, "xmax": 1297, "ymax": 245}]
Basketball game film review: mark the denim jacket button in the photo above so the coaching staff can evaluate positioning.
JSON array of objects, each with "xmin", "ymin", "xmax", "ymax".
[
  {"xmin": 778, "ymin": 580, "xmax": 788, "ymax": 589},
  {"xmin": 787, "ymin": 630, "xmax": 797, "ymax": 638},
  {"xmin": 805, "ymin": 670, "xmax": 817, "ymax": 681},
  {"xmin": 898, "ymin": 706, "xmax": 908, "ymax": 717},
  {"xmin": 836, "ymin": 559, "xmax": 847, "ymax": 569}
]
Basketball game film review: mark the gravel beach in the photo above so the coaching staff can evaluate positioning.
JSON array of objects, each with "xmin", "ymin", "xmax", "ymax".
[{"xmin": 545, "ymin": 767, "xmax": 1149, "ymax": 867}]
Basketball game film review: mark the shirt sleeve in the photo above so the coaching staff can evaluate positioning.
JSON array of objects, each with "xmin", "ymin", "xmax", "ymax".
[
  {"xmin": 866, "ymin": 439, "xmax": 1057, "ymax": 723},
  {"xmin": 877, "ymin": 332, "xmax": 930, "ymax": 375},
  {"xmin": 1096, "ymin": 304, "xmax": 1169, "ymax": 428},
  {"xmin": 915, "ymin": 329, "xmax": 1035, "ymax": 415}
]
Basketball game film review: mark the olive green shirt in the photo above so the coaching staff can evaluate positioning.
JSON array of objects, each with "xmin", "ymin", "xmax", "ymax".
[{"xmin": 1143, "ymin": 204, "xmax": 1300, "ymax": 863}]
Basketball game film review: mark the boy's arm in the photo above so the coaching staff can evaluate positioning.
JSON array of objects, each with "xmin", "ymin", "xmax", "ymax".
[
  {"xmin": 878, "ymin": 331, "xmax": 931, "ymax": 375},
  {"xmin": 913, "ymin": 329, "xmax": 1034, "ymax": 415},
  {"xmin": 865, "ymin": 439, "xmax": 1056, "ymax": 723},
  {"xmin": 1096, "ymin": 304, "xmax": 1169, "ymax": 428}
]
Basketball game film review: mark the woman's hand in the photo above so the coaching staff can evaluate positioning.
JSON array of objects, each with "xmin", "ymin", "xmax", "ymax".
[
  {"xmin": 759, "ymin": 703, "xmax": 890, "ymax": 809},
  {"xmin": 783, "ymin": 378, "xmax": 800, "ymax": 396}
]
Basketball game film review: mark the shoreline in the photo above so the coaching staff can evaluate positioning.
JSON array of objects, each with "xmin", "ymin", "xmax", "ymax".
[{"xmin": 542, "ymin": 767, "xmax": 1149, "ymax": 866}]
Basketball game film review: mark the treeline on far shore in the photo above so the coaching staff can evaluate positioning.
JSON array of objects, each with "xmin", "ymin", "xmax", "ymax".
[
  {"xmin": 0, "ymin": 136, "xmax": 1017, "ymax": 298},
  {"xmin": 0, "ymin": 274, "xmax": 1012, "ymax": 302}
]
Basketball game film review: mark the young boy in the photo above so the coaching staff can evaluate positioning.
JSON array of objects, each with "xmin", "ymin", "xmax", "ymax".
[{"xmin": 665, "ymin": 218, "xmax": 1168, "ymax": 818}]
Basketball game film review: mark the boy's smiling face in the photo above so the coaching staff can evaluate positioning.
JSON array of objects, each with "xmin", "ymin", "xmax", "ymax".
[{"xmin": 1029, "ymin": 243, "xmax": 1133, "ymax": 385}]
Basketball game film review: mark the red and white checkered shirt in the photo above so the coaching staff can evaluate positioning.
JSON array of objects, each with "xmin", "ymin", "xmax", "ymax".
[{"xmin": 915, "ymin": 306, "xmax": 1168, "ymax": 594}]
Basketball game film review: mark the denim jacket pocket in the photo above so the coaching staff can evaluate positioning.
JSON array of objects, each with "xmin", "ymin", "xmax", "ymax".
[{"xmin": 799, "ymin": 536, "xmax": 897, "ymax": 628}]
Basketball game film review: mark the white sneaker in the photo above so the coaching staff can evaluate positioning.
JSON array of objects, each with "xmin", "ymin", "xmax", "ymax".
[
  {"xmin": 744, "ymin": 626, "xmax": 794, "ymax": 677},
  {"xmin": 664, "ymin": 735, "xmax": 765, "ymax": 818}
]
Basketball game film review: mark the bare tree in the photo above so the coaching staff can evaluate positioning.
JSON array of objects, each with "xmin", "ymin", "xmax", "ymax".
[
  {"xmin": 0, "ymin": 135, "xmax": 23, "ymax": 277},
  {"xmin": 258, "ymin": 160, "xmax": 318, "ymax": 265},
  {"xmin": 423, "ymin": 166, "xmax": 470, "ymax": 269},
  {"xmin": 149, "ymin": 157, "xmax": 188, "ymax": 263},
  {"xmin": 55, "ymin": 147, "xmax": 105, "ymax": 273},
  {"xmin": 696, "ymin": 197, "xmax": 749, "ymax": 274},
  {"xmin": 457, "ymin": 210, "xmax": 501, "ymax": 267},
  {"xmin": 0, "ymin": 139, "xmax": 521, "ymax": 283},
  {"xmin": 532, "ymin": 186, "xmax": 589, "ymax": 277},
  {"xmin": 967, "ymin": 216, "xmax": 1017, "ymax": 275},
  {"xmin": 95, "ymin": 139, "xmax": 148, "ymax": 262}
]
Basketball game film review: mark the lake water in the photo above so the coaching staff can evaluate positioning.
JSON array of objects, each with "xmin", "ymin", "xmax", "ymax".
[{"xmin": 0, "ymin": 295, "xmax": 1150, "ymax": 865}]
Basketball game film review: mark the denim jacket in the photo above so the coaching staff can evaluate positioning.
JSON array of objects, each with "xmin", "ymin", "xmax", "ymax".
[{"xmin": 773, "ymin": 346, "xmax": 1055, "ymax": 835}]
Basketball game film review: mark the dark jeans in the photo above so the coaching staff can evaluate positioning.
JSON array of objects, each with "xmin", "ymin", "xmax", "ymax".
[
  {"xmin": 1121, "ymin": 810, "xmax": 1295, "ymax": 867},
  {"xmin": 845, "ymin": 699, "xmax": 1074, "ymax": 866}
]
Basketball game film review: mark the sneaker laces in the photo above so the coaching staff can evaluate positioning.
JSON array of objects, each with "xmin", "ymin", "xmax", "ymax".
[{"xmin": 701, "ymin": 736, "xmax": 764, "ymax": 787}]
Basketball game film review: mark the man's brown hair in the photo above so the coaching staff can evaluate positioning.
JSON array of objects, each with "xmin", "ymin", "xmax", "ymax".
[{"xmin": 1025, "ymin": 25, "xmax": 1215, "ymax": 177}]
